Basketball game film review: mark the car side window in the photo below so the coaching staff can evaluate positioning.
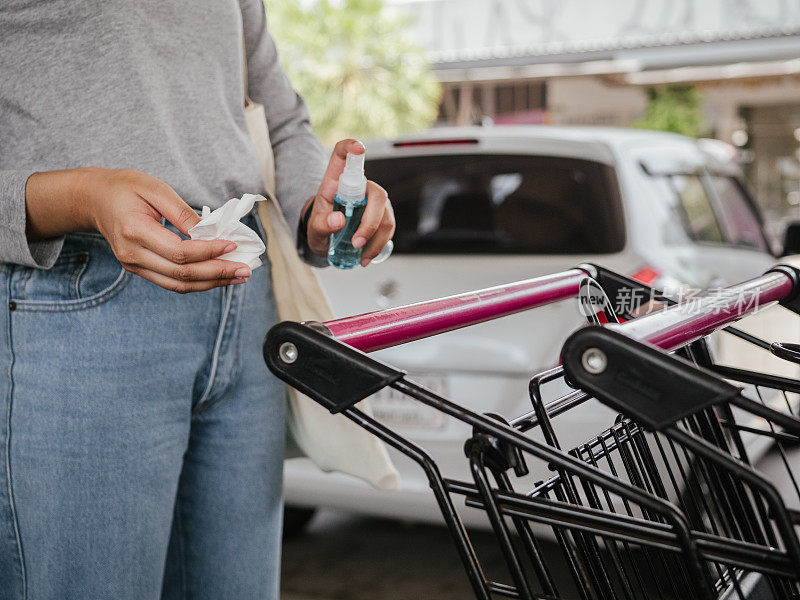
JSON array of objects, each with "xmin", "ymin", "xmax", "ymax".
[
  {"xmin": 669, "ymin": 175, "xmax": 724, "ymax": 243},
  {"xmin": 707, "ymin": 176, "xmax": 768, "ymax": 252}
]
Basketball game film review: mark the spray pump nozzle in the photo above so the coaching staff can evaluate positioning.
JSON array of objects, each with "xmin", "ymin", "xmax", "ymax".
[{"xmin": 336, "ymin": 152, "xmax": 367, "ymax": 210}]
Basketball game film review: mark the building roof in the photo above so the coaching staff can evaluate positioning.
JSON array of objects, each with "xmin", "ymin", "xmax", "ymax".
[
  {"xmin": 430, "ymin": 26, "xmax": 800, "ymax": 70},
  {"xmin": 393, "ymin": 0, "xmax": 800, "ymax": 81}
]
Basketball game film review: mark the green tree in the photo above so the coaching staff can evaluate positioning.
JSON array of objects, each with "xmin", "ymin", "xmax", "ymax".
[
  {"xmin": 263, "ymin": 0, "xmax": 441, "ymax": 146},
  {"xmin": 633, "ymin": 85, "xmax": 708, "ymax": 138}
]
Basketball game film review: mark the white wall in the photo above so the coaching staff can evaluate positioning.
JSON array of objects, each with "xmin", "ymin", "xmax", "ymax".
[
  {"xmin": 547, "ymin": 78, "xmax": 647, "ymax": 126},
  {"xmin": 702, "ymin": 78, "xmax": 800, "ymax": 143},
  {"xmin": 546, "ymin": 75, "xmax": 800, "ymax": 141}
]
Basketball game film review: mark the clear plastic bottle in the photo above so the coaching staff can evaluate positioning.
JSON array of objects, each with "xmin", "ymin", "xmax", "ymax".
[{"xmin": 328, "ymin": 151, "xmax": 368, "ymax": 269}]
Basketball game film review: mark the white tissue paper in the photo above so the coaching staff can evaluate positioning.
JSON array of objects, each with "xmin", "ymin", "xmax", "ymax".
[{"xmin": 188, "ymin": 193, "xmax": 266, "ymax": 270}]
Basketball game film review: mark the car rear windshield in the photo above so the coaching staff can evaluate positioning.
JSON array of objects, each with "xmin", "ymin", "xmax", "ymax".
[{"xmin": 365, "ymin": 154, "xmax": 625, "ymax": 254}]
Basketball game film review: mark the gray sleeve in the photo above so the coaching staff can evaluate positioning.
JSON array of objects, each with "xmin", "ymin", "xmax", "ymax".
[
  {"xmin": 0, "ymin": 170, "xmax": 64, "ymax": 268},
  {"xmin": 239, "ymin": 0, "xmax": 328, "ymax": 267}
]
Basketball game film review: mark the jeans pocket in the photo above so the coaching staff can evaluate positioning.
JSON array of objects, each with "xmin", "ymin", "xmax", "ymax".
[{"xmin": 11, "ymin": 232, "xmax": 132, "ymax": 312}]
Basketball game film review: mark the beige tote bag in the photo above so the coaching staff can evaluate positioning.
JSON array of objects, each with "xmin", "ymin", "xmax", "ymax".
[{"xmin": 242, "ymin": 53, "xmax": 399, "ymax": 490}]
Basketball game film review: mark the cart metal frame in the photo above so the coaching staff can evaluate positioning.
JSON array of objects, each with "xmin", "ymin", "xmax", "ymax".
[{"xmin": 265, "ymin": 264, "xmax": 800, "ymax": 599}]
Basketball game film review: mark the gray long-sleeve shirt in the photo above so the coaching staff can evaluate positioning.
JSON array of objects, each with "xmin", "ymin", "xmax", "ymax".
[{"xmin": 0, "ymin": 0, "xmax": 326, "ymax": 268}]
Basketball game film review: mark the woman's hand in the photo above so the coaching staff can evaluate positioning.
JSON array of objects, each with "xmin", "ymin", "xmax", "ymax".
[
  {"xmin": 303, "ymin": 139, "xmax": 395, "ymax": 267},
  {"xmin": 26, "ymin": 168, "xmax": 252, "ymax": 293}
]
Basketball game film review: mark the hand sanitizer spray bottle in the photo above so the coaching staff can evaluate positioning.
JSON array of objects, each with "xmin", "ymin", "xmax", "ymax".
[{"xmin": 328, "ymin": 151, "xmax": 368, "ymax": 269}]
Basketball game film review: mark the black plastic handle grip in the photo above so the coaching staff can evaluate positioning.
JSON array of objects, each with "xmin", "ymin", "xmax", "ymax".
[
  {"xmin": 561, "ymin": 326, "xmax": 741, "ymax": 430},
  {"xmin": 264, "ymin": 321, "xmax": 405, "ymax": 414}
]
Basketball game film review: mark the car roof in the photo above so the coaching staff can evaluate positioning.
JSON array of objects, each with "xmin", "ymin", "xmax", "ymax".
[
  {"xmin": 362, "ymin": 126, "xmax": 743, "ymax": 176},
  {"xmin": 379, "ymin": 125, "xmax": 689, "ymax": 145},
  {"xmin": 362, "ymin": 125, "xmax": 703, "ymax": 165}
]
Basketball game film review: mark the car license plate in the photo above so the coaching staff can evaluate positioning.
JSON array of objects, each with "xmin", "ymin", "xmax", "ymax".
[{"xmin": 369, "ymin": 375, "xmax": 448, "ymax": 430}]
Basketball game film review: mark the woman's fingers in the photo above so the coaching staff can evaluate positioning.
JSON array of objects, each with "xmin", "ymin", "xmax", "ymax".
[
  {"xmin": 133, "ymin": 219, "xmax": 236, "ymax": 265},
  {"xmin": 309, "ymin": 207, "xmax": 345, "ymax": 237},
  {"xmin": 316, "ymin": 139, "xmax": 365, "ymax": 206},
  {"xmin": 89, "ymin": 169, "xmax": 254, "ymax": 293},
  {"xmin": 113, "ymin": 217, "xmax": 250, "ymax": 288},
  {"xmin": 360, "ymin": 201, "xmax": 396, "ymax": 266},
  {"xmin": 127, "ymin": 265, "xmax": 247, "ymax": 294},
  {"xmin": 352, "ymin": 181, "xmax": 391, "ymax": 250},
  {"xmin": 308, "ymin": 178, "xmax": 396, "ymax": 265},
  {"xmin": 125, "ymin": 246, "xmax": 251, "ymax": 283},
  {"xmin": 305, "ymin": 207, "xmax": 345, "ymax": 256},
  {"xmin": 132, "ymin": 171, "xmax": 201, "ymax": 235}
]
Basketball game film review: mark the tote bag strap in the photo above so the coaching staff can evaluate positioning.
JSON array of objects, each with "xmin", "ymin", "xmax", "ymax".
[
  {"xmin": 238, "ymin": 31, "xmax": 400, "ymax": 490},
  {"xmin": 242, "ymin": 43, "xmax": 277, "ymax": 200}
]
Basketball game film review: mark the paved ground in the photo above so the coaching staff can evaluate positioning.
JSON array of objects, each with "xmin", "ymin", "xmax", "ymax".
[
  {"xmin": 281, "ymin": 510, "xmax": 508, "ymax": 600},
  {"xmin": 281, "ymin": 510, "xmax": 687, "ymax": 600}
]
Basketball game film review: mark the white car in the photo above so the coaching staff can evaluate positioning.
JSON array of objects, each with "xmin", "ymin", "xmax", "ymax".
[{"xmin": 282, "ymin": 126, "xmax": 777, "ymax": 532}]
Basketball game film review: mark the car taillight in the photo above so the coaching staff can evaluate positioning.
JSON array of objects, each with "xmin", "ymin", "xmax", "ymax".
[
  {"xmin": 630, "ymin": 265, "xmax": 661, "ymax": 286},
  {"xmin": 392, "ymin": 138, "xmax": 479, "ymax": 148}
]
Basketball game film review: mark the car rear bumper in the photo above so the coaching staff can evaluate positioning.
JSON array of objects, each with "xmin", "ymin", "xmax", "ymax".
[{"xmin": 283, "ymin": 458, "xmax": 491, "ymax": 528}]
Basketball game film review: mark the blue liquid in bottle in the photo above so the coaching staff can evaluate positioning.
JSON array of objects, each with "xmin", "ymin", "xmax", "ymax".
[{"xmin": 328, "ymin": 194, "xmax": 367, "ymax": 269}]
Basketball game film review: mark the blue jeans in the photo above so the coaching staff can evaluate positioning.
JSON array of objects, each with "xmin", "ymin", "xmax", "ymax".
[{"xmin": 0, "ymin": 216, "xmax": 285, "ymax": 599}]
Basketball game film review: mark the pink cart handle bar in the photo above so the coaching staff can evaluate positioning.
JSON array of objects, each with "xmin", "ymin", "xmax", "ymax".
[
  {"xmin": 610, "ymin": 266, "xmax": 800, "ymax": 352},
  {"xmin": 320, "ymin": 268, "xmax": 591, "ymax": 353}
]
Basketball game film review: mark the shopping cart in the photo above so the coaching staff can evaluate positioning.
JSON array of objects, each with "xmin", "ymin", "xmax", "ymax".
[{"xmin": 264, "ymin": 264, "xmax": 800, "ymax": 600}]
